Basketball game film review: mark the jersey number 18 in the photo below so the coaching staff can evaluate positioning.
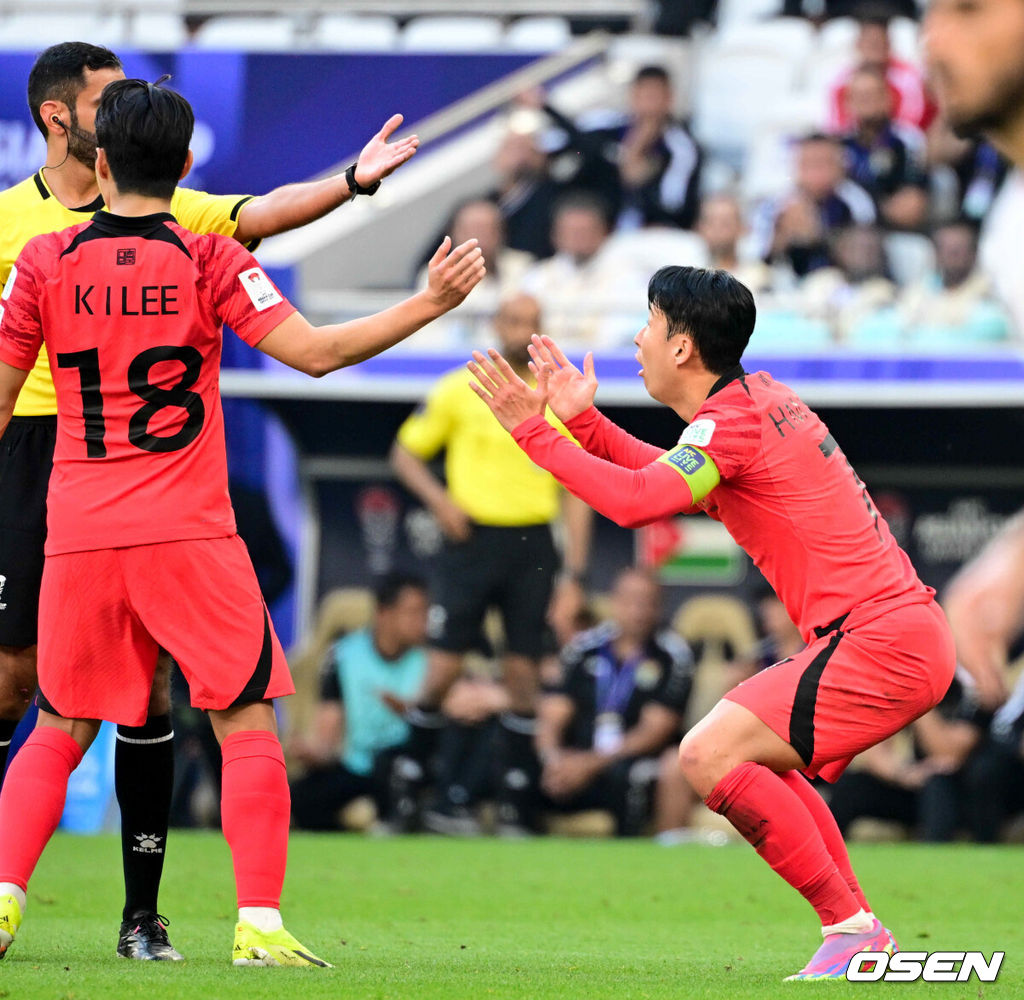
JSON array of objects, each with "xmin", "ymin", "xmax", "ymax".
[{"xmin": 57, "ymin": 345, "xmax": 205, "ymax": 458}]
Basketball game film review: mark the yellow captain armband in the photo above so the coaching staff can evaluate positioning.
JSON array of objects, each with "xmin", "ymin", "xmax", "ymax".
[{"xmin": 656, "ymin": 444, "xmax": 721, "ymax": 503}]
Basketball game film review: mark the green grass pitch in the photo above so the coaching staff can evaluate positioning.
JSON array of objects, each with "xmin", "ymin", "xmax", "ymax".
[{"xmin": 1, "ymin": 832, "xmax": 1019, "ymax": 999}]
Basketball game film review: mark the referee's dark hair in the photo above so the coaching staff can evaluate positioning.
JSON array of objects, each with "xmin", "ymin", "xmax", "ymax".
[
  {"xmin": 374, "ymin": 572, "xmax": 428, "ymax": 610},
  {"xmin": 95, "ymin": 79, "xmax": 194, "ymax": 200},
  {"xmin": 647, "ymin": 266, "xmax": 756, "ymax": 374},
  {"xmin": 27, "ymin": 42, "xmax": 122, "ymax": 139}
]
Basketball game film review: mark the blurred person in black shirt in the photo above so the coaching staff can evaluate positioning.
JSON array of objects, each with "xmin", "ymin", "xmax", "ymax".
[{"xmin": 536, "ymin": 568, "xmax": 694, "ymax": 835}]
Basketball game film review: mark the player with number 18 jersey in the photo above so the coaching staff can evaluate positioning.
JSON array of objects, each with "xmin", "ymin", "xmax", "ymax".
[{"xmin": 0, "ymin": 210, "xmax": 297, "ymax": 721}]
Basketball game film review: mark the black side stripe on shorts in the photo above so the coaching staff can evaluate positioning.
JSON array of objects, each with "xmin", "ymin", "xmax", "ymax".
[
  {"xmin": 789, "ymin": 629, "xmax": 845, "ymax": 766},
  {"xmin": 230, "ymin": 604, "xmax": 273, "ymax": 707}
]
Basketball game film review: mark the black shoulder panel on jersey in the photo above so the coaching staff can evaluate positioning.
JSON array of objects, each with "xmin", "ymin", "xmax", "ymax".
[
  {"xmin": 59, "ymin": 214, "xmax": 193, "ymax": 260},
  {"xmin": 707, "ymin": 365, "xmax": 746, "ymax": 398}
]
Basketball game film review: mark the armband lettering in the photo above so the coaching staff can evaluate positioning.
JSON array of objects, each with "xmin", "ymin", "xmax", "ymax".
[{"xmin": 657, "ymin": 444, "xmax": 720, "ymax": 503}]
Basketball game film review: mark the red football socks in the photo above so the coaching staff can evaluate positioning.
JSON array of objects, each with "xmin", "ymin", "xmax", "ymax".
[
  {"xmin": 0, "ymin": 726, "xmax": 84, "ymax": 889},
  {"xmin": 220, "ymin": 730, "xmax": 290, "ymax": 909},
  {"xmin": 705, "ymin": 761, "xmax": 860, "ymax": 927},
  {"xmin": 777, "ymin": 769, "xmax": 871, "ymax": 913}
]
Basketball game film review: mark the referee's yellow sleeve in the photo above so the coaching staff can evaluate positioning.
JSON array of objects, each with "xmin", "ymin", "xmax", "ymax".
[
  {"xmin": 171, "ymin": 188, "xmax": 252, "ymax": 240},
  {"xmin": 396, "ymin": 377, "xmax": 458, "ymax": 460}
]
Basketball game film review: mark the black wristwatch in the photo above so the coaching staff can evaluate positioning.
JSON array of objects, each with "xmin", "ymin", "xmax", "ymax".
[{"xmin": 345, "ymin": 161, "xmax": 381, "ymax": 197}]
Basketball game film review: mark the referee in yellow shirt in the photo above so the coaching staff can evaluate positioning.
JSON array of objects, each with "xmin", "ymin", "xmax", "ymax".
[
  {"xmin": 389, "ymin": 292, "xmax": 592, "ymax": 834},
  {"xmin": 0, "ymin": 42, "xmax": 418, "ymax": 960}
]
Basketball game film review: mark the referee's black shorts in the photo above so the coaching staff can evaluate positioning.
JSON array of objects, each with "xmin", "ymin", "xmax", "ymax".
[
  {"xmin": 0, "ymin": 416, "xmax": 56, "ymax": 647},
  {"xmin": 428, "ymin": 523, "xmax": 558, "ymax": 661}
]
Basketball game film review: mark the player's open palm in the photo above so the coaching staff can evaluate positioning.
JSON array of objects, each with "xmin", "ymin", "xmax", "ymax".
[
  {"xmin": 468, "ymin": 348, "xmax": 547, "ymax": 432},
  {"xmin": 354, "ymin": 114, "xmax": 420, "ymax": 187},
  {"xmin": 528, "ymin": 334, "xmax": 597, "ymax": 422},
  {"xmin": 425, "ymin": 236, "xmax": 486, "ymax": 312}
]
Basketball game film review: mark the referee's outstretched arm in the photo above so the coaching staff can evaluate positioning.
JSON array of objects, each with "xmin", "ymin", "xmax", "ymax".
[{"xmin": 255, "ymin": 236, "xmax": 484, "ymax": 377}]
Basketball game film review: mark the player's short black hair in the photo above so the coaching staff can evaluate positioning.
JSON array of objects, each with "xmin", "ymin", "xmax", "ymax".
[
  {"xmin": 374, "ymin": 572, "xmax": 428, "ymax": 610},
  {"xmin": 27, "ymin": 42, "xmax": 122, "ymax": 139},
  {"xmin": 647, "ymin": 266, "xmax": 756, "ymax": 374},
  {"xmin": 95, "ymin": 79, "xmax": 193, "ymax": 200},
  {"xmin": 633, "ymin": 64, "xmax": 672, "ymax": 87}
]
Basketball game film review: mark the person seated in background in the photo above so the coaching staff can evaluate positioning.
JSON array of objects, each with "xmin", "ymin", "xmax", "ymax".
[
  {"xmin": 797, "ymin": 223, "xmax": 897, "ymax": 343},
  {"xmin": 654, "ymin": 584, "xmax": 803, "ymax": 843},
  {"xmin": 975, "ymin": 671, "xmax": 1024, "ymax": 838},
  {"xmin": 695, "ymin": 193, "xmax": 774, "ymax": 301},
  {"xmin": 541, "ymin": 65, "xmax": 703, "ymax": 232},
  {"xmin": 827, "ymin": 14, "xmax": 935, "ymax": 134},
  {"xmin": 926, "ymin": 118, "xmax": 1007, "ymax": 224},
  {"xmin": 896, "ymin": 218, "xmax": 1012, "ymax": 347},
  {"xmin": 535, "ymin": 567, "xmax": 694, "ymax": 837},
  {"xmin": 520, "ymin": 191, "xmax": 648, "ymax": 347},
  {"xmin": 421, "ymin": 663, "xmax": 510, "ymax": 836},
  {"xmin": 414, "ymin": 198, "xmax": 535, "ymax": 348},
  {"xmin": 825, "ymin": 676, "xmax": 996, "ymax": 842},
  {"xmin": 756, "ymin": 133, "xmax": 876, "ymax": 278},
  {"xmin": 722, "ymin": 585, "xmax": 805, "ymax": 692},
  {"xmin": 839, "ymin": 66, "xmax": 929, "ymax": 230},
  {"xmin": 491, "ymin": 125, "xmax": 563, "ymax": 260},
  {"xmin": 288, "ymin": 573, "xmax": 429, "ymax": 831}
]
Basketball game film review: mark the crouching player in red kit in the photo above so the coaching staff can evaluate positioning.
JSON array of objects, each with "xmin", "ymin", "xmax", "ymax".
[
  {"xmin": 0, "ymin": 79, "xmax": 484, "ymax": 966},
  {"xmin": 468, "ymin": 266, "xmax": 954, "ymax": 981}
]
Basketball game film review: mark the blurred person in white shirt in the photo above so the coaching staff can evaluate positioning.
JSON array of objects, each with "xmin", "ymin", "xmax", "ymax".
[{"xmin": 520, "ymin": 191, "xmax": 647, "ymax": 349}]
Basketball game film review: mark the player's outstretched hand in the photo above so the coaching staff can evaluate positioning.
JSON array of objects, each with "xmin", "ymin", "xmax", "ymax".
[
  {"xmin": 425, "ymin": 237, "xmax": 486, "ymax": 311},
  {"xmin": 468, "ymin": 348, "xmax": 548, "ymax": 433},
  {"xmin": 354, "ymin": 114, "xmax": 420, "ymax": 188},
  {"xmin": 528, "ymin": 334, "xmax": 597, "ymax": 423}
]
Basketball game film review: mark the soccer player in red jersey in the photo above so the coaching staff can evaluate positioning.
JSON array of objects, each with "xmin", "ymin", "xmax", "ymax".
[
  {"xmin": 0, "ymin": 41, "xmax": 420, "ymax": 961},
  {"xmin": 468, "ymin": 266, "xmax": 955, "ymax": 981},
  {"xmin": 0, "ymin": 79, "xmax": 484, "ymax": 966}
]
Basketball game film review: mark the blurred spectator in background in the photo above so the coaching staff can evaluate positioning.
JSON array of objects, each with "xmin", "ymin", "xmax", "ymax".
[
  {"xmin": 896, "ymin": 218, "xmax": 1012, "ymax": 347},
  {"xmin": 492, "ymin": 126, "xmax": 561, "ymax": 260},
  {"xmin": 839, "ymin": 66, "xmax": 928, "ymax": 230},
  {"xmin": 927, "ymin": 120, "xmax": 1007, "ymax": 223},
  {"xmin": 415, "ymin": 198, "xmax": 534, "ymax": 348},
  {"xmin": 826, "ymin": 676, "xmax": 996, "ymax": 842},
  {"xmin": 757, "ymin": 133, "xmax": 876, "ymax": 277},
  {"xmin": 722, "ymin": 585, "xmax": 805, "ymax": 692},
  {"xmin": 978, "ymin": 672, "xmax": 1024, "ymax": 836},
  {"xmin": 542, "ymin": 65, "xmax": 703, "ymax": 231},
  {"xmin": 651, "ymin": 0, "xmax": 717, "ymax": 35},
  {"xmin": 828, "ymin": 15, "xmax": 935, "ymax": 134},
  {"xmin": 288, "ymin": 573, "xmax": 429, "ymax": 830},
  {"xmin": 387, "ymin": 295, "xmax": 592, "ymax": 834},
  {"xmin": 797, "ymin": 223, "xmax": 896, "ymax": 341},
  {"xmin": 785, "ymin": 0, "xmax": 917, "ymax": 20},
  {"xmin": 536, "ymin": 568, "xmax": 693, "ymax": 836},
  {"xmin": 520, "ymin": 191, "xmax": 647, "ymax": 347},
  {"xmin": 696, "ymin": 193, "xmax": 774, "ymax": 300}
]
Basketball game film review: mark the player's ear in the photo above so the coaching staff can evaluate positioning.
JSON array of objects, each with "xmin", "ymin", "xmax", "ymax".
[
  {"xmin": 95, "ymin": 148, "xmax": 110, "ymax": 182},
  {"xmin": 179, "ymin": 149, "xmax": 194, "ymax": 182},
  {"xmin": 673, "ymin": 335, "xmax": 693, "ymax": 368}
]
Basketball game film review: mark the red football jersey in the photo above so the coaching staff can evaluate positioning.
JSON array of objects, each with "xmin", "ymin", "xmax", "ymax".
[
  {"xmin": 0, "ymin": 211, "xmax": 296, "ymax": 555},
  {"xmin": 513, "ymin": 368, "xmax": 933, "ymax": 642},
  {"xmin": 683, "ymin": 370, "xmax": 933, "ymax": 636}
]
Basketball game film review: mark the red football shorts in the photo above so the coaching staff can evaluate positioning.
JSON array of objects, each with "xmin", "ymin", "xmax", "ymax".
[
  {"xmin": 37, "ymin": 535, "xmax": 294, "ymax": 726},
  {"xmin": 724, "ymin": 599, "xmax": 956, "ymax": 783}
]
